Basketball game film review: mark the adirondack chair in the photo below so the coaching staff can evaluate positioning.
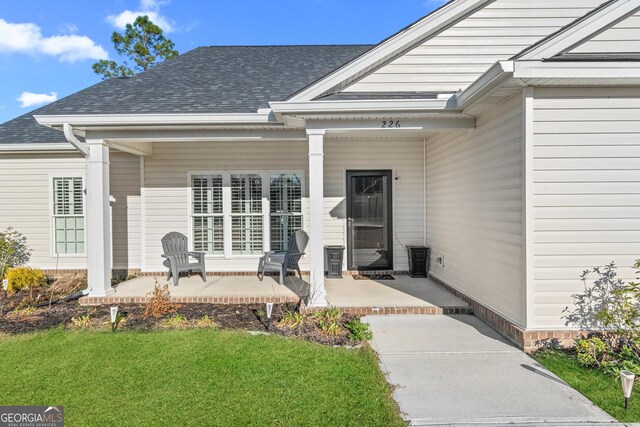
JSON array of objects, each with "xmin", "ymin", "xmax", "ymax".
[
  {"xmin": 161, "ymin": 232, "xmax": 206, "ymax": 286},
  {"xmin": 258, "ymin": 230, "xmax": 309, "ymax": 285}
]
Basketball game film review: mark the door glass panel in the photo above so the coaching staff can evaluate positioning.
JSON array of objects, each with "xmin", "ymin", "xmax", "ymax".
[{"xmin": 348, "ymin": 172, "xmax": 391, "ymax": 270}]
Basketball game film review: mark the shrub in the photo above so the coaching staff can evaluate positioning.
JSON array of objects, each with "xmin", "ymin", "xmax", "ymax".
[
  {"xmin": 162, "ymin": 314, "xmax": 188, "ymax": 329},
  {"xmin": 564, "ymin": 259, "xmax": 640, "ymax": 376},
  {"xmin": 144, "ymin": 281, "xmax": 177, "ymax": 319},
  {"xmin": 6, "ymin": 267, "xmax": 47, "ymax": 296},
  {"xmin": 70, "ymin": 314, "xmax": 93, "ymax": 329},
  {"xmin": 279, "ymin": 309, "xmax": 305, "ymax": 328},
  {"xmin": 345, "ymin": 318, "xmax": 373, "ymax": 342},
  {"xmin": 312, "ymin": 307, "xmax": 342, "ymax": 336},
  {"xmin": 0, "ymin": 228, "xmax": 31, "ymax": 279}
]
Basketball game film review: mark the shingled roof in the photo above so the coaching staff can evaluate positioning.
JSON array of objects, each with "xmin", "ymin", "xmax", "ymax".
[{"xmin": 0, "ymin": 44, "xmax": 372, "ymax": 144}]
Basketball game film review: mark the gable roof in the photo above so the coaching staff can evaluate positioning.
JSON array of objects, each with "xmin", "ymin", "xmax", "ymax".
[
  {"xmin": 514, "ymin": 0, "xmax": 640, "ymax": 61},
  {"xmin": 285, "ymin": 0, "xmax": 493, "ymax": 101},
  {"xmin": 0, "ymin": 45, "xmax": 371, "ymax": 144}
]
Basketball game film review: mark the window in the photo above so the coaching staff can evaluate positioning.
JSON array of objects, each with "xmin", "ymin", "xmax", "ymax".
[
  {"xmin": 270, "ymin": 174, "xmax": 302, "ymax": 251},
  {"xmin": 230, "ymin": 174, "xmax": 263, "ymax": 255},
  {"xmin": 189, "ymin": 171, "xmax": 303, "ymax": 257},
  {"xmin": 191, "ymin": 175, "xmax": 224, "ymax": 255},
  {"xmin": 52, "ymin": 177, "xmax": 85, "ymax": 255}
]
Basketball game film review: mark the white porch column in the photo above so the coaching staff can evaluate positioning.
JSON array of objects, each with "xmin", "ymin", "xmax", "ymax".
[
  {"xmin": 86, "ymin": 140, "xmax": 114, "ymax": 297},
  {"xmin": 307, "ymin": 129, "xmax": 328, "ymax": 307}
]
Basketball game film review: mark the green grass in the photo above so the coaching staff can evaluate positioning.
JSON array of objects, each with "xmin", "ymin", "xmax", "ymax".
[
  {"xmin": 0, "ymin": 329, "xmax": 403, "ymax": 426},
  {"xmin": 534, "ymin": 350, "xmax": 640, "ymax": 423}
]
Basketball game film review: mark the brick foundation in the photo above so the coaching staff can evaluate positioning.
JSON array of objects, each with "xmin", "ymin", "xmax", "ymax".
[{"xmin": 429, "ymin": 274, "xmax": 584, "ymax": 353}]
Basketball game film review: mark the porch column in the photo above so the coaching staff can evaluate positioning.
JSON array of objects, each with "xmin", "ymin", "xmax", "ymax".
[
  {"xmin": 85, "ymin": 140, "xmax": 114, "ymax": 297},
  {"xmin": 307, "ymin": 129, "xmax": 328, "ymax": 307}
]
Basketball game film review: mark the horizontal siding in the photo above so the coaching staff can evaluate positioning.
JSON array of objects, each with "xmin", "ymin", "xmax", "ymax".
[
  {"xmin": 571, "ymin": 13, "xmax": 640, "ymax": 54},
  {"xmin": 427, "ymin": 93, "xmax": 524, "ymax": 325},
  {"xmin": 531, "ymin": 87, "xmax": 640, "ymax": 329},
  {"xmin": 325, "ymin": 138, "xmax": 426, "ymax": 272},
  {"xmin": 110, "ymin": 153, "xmax": 141, "ymax": 269},
  {"xmin": 0, "ymin": 151, "xmax": 140, "ymax": 271},
  {"xmin": 143, "ymin": 139, "xmax": 425, "ymax": 273},
  {"xmin": 344, "ymin": 0, "xmax": 606, "ymax": 93}
]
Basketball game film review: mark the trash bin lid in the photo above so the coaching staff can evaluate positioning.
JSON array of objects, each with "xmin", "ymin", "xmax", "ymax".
[{"xmin": 324, "ymin": 245, "xmax": 345, "ymax": 249}]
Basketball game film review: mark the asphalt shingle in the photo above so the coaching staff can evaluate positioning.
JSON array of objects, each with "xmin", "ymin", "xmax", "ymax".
[{"xmin": 0, "ymin": 45, "xmax": 372, "ymax": 144}]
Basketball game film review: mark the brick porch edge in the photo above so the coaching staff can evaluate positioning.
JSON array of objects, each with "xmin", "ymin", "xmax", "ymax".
[
  {"xmin": 428, "ymin": 275, "xmax": 583, "ymax": 353},
  {"xmin": 80, "ymin": 295, "xmax": 300, "ymax": 306}
]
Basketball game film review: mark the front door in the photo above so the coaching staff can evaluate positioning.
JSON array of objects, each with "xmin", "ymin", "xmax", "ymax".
[{"xmin": 346, "ymin": 170, "xmax": 393, "ymax": 271}]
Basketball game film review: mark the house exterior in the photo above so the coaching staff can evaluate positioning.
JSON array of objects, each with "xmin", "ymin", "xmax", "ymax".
[{"xmin": 1, "ymin": 0, "xmax": 640, "ymax": 348}]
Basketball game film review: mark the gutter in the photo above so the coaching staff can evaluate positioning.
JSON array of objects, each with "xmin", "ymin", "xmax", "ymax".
[
  {"xmin": 455, "ymin": 60, "xmax": 516, "ymax": 109},
  {"xmin": 35, "ymin": 112, "xmax": 278, "ymax": 130}
]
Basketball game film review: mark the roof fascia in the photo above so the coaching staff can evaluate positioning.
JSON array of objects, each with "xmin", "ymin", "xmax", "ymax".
[
  {"xmin": 514, "ymin": 59, "xmax": 640, "ymax": 79},
  {"xmin": 517, "ymin": 0, "xmax": 640, "ymax": 61},
  {"xmin": 270, "ymin": 98, "xmax": 454, "ymax": 117},
  {"xmin": 34, "ymin": 112, "xmax": 279, "ymax": 130},
  {"xmin": 0, "ymin": 143, "xmax": 76, "ymax": 153},
  {"xmin": 287, "ymin": 0, "xmax": 493, "ymax": 102}
]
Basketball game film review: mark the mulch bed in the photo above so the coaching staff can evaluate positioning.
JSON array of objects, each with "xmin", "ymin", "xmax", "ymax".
[{"xmin": 0, "ymin": 297, "xmax": 360, "ymax": 347}]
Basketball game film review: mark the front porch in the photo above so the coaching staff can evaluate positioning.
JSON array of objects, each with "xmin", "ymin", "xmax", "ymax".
[{"xmin": 80, "ymin": 274, "xmax": 470, "ymax": 314}]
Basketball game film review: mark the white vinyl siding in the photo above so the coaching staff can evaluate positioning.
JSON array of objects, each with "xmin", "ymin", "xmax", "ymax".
[
  {"xmin": 570, "ymin": 11, "xmax": 640, "ymax": 54},
  {"xmin": 0, "ymin": 151, "xmax": 141, "ymax": 270},
  {"xmin": 52, "ymin": 177, "xmax": 85, "ymax": 255},
  {"xmin": 531, "ymin": 87, "xmax": 640, "ymax": 329},
  {"xmin": 324, "ymin": 138, "xmax": 426, "ymax": 272},
  {"xmin": 143, "ymin": 139, "xmax": 425, "ymax": 272},
  {"xmin": 344, "ymin": 0, "xmax": 606, "ymax": 93},
  {"xmin": 427, "ymin": 93, "xmax": 524, "ymax": 326}
]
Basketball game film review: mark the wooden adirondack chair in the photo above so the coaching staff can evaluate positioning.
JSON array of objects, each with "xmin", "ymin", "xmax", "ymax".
[
  {"xmin": 258, "ymin": 230, "xmax": 309, "ymax": 285},
  {"xmin": 161, "ymin": 232, "xmax": 206, "ymax": 286}
]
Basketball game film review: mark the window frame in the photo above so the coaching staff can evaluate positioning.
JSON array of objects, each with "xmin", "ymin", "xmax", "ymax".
[
  {"xmin": 187, "ymin": 170, "xmax": 305, "ymax": 259},
  {"xmin": 49, "ymin": 173, "xmax": 86, "ymax": 257}
]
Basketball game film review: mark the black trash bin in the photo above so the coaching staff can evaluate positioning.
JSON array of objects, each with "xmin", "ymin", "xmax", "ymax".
[
  {"xmin": 325, "ymin": 245, "xmax": 345, "ymax": 278},
  {"xmin": 406, "ymin": 246, "xmax": 430, "ymax": 278}
]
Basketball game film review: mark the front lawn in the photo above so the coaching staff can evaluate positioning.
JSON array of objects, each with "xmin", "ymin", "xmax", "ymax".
[
  {"xmin": 0, "ymin": 329, "xmax": 403, "ymax": 426},
  {"xmin": 534, "ymin": 350, "xmax": 640, "ymax": 423}
]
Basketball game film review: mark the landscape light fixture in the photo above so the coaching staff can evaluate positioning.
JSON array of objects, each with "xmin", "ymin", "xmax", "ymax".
[
  {"xmin": 110, "ymin": 306, "xmax": 119, "ymax": 332},
  {"xmin": 266, "ymin": 302, "xmax": 274, "ymax": 332},
  {"xmin": 266, "ymin": 302, "xmax": 273, "ymax": 319},
  {"xmin": 621, "ymin": 370, "xmax": 635, "ymax": 411},
  {"xmin": 2, "ymin": 279, "xmax": 8, "ymax": 298}
]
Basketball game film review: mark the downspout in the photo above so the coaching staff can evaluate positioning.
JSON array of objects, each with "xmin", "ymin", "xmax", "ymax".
[
  {"xmin": 63, "ymin": 123, "xmax": 89, "ymax": 156},
  {"xmin": 62, "ymin": 123, "xmax": 91, "ymax": 296}
]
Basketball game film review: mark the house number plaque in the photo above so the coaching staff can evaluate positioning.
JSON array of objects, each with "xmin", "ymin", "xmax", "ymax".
[{"xmin": 381, "ymin": 120, "xmax": 401, "ymax": 128}]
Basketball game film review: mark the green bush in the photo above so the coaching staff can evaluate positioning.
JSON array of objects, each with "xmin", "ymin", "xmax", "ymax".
[
  {"xmin": 0, "ymin": 228, "xmax": 31, "ymax": 279},
  {"xmin": 345, "ymin": 318, "xmax": 373, "ymax": 342},
  {"xmin": 5, "ymin": 267, "xmax": 47, "ymax": 293},
  {"xmin": 564, "ymin": 259, "xmax": 640, "ymax": 377}
]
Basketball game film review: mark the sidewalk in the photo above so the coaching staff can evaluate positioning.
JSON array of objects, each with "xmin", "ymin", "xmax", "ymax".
[{"xmin": 364, "ymin": 314, "xmax": 619, "ymax": 426}]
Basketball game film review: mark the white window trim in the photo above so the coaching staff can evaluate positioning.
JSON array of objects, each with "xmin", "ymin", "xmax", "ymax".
[
  {"xmin": 49, "ymin": 172, "xmax": 86, "ymax": 258},
  {"xmin": 187, "ymin": 170, "xmax": 305, "ymax": 259}
]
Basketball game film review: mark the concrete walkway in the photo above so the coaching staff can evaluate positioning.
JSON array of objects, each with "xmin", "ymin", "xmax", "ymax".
[{"xmin": 365, "ymin": 315, "xmax": 619, "ymax": 426}]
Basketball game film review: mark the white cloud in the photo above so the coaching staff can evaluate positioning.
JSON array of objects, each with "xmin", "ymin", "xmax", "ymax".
[
  {"xmin": 0, "ymin": 19, "xmax": 107, "ymax": 62},
  {"xmin": 16, "ymin": 91, "xmax": 58, "ymax": 108},
  {"xmin": 107, "ymin": 0, "xmax": 175, "ymax": 33}
]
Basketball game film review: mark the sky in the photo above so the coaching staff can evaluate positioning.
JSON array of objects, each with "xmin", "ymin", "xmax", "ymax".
[{"xmin": 0, "ymin": 0, "xmax": 445, "ymax": 124}]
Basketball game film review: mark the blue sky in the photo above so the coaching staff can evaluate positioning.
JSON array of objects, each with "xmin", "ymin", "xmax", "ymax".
[{"xmin": 0, "ymin": 0, "xmax": 444, "ymax": 123}]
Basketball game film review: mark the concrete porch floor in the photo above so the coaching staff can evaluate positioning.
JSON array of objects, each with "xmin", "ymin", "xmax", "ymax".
[{"xmin": 81, "ymin": 274, "xmax": 469, "ymax": 314}]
